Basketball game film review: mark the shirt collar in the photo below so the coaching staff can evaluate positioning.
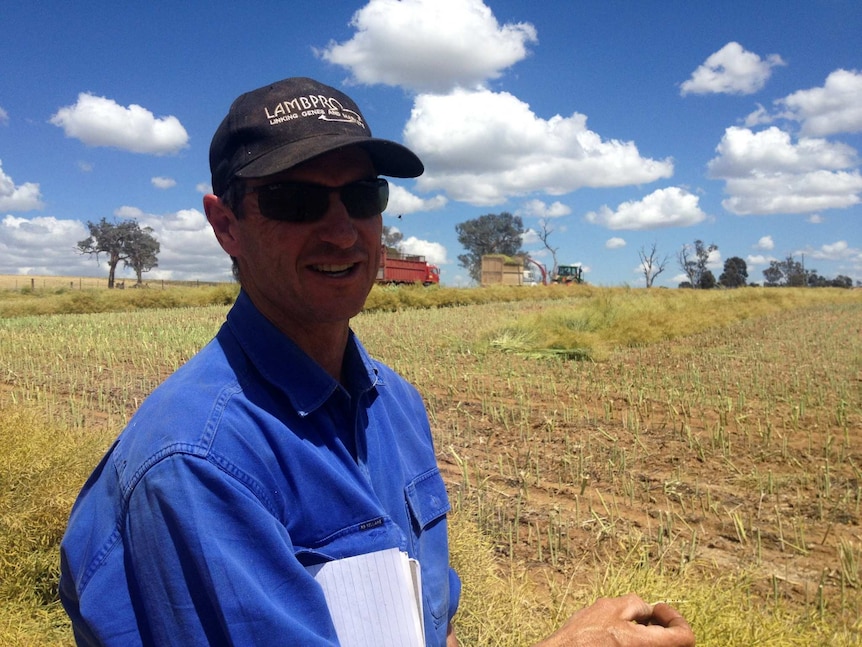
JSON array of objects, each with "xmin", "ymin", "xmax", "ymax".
[{"xmin": 223, "ymin": 290, "xmax": 379, "ymax": 416}]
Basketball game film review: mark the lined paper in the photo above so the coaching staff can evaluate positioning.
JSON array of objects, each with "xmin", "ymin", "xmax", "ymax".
[{"xmin": 306, "ymin": 548, "xmax": 424, "ymax": 647}]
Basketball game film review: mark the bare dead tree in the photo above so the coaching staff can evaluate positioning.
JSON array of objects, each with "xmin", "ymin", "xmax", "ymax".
[
  {"xmin": 639, "ymin": 242, "xmax": 668, "ymax": 288},
  {"xmin": 676, "ymin": 244, "xmax": 696, "ymax": 287},
  {"xmin": 536, "ymin": 219, "xmax": 559, "ymax": 275}
]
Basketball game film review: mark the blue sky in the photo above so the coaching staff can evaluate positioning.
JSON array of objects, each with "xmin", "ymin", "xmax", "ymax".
[{"xmin": 1, "ymin": 0, "xmax": 860, "ymax": 286}]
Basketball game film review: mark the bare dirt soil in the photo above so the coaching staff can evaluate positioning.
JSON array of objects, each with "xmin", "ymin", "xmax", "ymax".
[{"xmin": 426, "ymin": 306, "xmax": 861, "ymax": 620}]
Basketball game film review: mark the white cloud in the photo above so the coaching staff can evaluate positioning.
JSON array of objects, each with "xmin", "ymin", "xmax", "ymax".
[
  {"xmin": 114, "ymin": 205, "xmax": 145, "ymax": 220},
  {"xmin": 708, "ymin": 126, "xmax": 862, "ymax": 215},
  {"xmin": 0, "ymin": 207, "xmax": 232, "ymax": 282},
  {"xmin": 707, "ymin": 248, "xmax": 722, "ymax": 270},
  {"xmin": 585, "ymin": 187, "xmax": 707, "ymax": 230},
  {"xmin": 386, "ymin": 183, "xmax": 448, "ymax": 216},
  {"xmin": 519, "ymin": 199, "xmax": 571, "ymax": 219},
  {"xmin": 719, "ymin": 171, "xmax": 862, "ymax": 215},
  {"xmin": 196, "ymin": 182, "xmax": 213, "ymax": 195},
  {"xmin": 399, "ymin": 235, "xmax": 448, "ymax": 265},
  {"xmin": 319, "ymin": 0, "xmax": 669, "ymax": 208},
  {"xmin": 521, "ymin": 228, "xmax": 539, "ymax": 246},
  {"xmin": 805, "ymin": 240, "xmax": 860, "ymax": 262},
  {"xmin": 774, "ymin": 69, "xmax": 862, "ymax": 137},
  {"xmin": 807, "ymin": 213, "xmax": 823, "ymax": 224},
  {"xmin": 743, "ymin": 104, "xmax": 772, "ymax": 128},
  {"xmin": 606, "ymin": 237, "xmax": 626, "ymax": 249},
  {"xmin": 0, "ymin": 215, "xmax": 89, "ymax": 275},
  {"xmin": 317, "ymin": 0, "xmax": 537, "ymax": 93},
  {"xmin": 756, "ymin": 235, "xmax": 774, "ymax": 250},
  {"xmin": 680, "ymin": 42, "xmax": 785, "ymax": 96},
  {"xmin": 50, "ymin": 93, "xmax": 189, "ymax": 155},
  {"xmin": 151, "ymin": 176, "xmax": 177, "ymax": 189},
  {"xmin": 119, "ymin": 206, "xmax": 230, "ymax": 281},
  {"xmin": 0, "ymin": 160, "xmax": 44, "ymax": 212},
  {"xmin": 406, "ymin": 88, "xmax": 673, "ymax": 205},
  {"xmin": 0, "ymin": 107, "xmax": 8, "ymax": 125},
  {"xmin": 708, "ymin": 127, "xmax": 858, "ymax": 176},
  {"xmin": 746, "ymin": 254, "xmax": 776, "ymax": 266}
]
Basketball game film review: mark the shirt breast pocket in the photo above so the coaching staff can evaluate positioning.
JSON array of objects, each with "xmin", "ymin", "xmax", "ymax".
[{"xmin": 404, "ymin": 468, "xmax": 451, "ymax": 628}]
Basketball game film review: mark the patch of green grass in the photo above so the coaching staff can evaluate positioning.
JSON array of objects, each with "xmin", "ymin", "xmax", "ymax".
[
  {"xmin": 478, "ymin": 287, "xmax": 861, "ymax": 361},
  {"xmin": 0, "ymin": 284, "xmax": 240, "ymax": 318}
]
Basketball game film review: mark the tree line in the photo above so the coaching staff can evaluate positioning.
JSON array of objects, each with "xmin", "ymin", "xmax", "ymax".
[
  {"xmin": 83, "ymin": 214, "xmax": 856, "ymax": 289},
  {"xmin": 453, "ymin": 212, "xmax": 857, "ymax": 288}
]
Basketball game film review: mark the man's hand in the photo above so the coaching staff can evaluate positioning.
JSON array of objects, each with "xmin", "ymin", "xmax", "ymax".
[
  {"xmin": 534, "ymin": 593, "xmax": 695, "ymax": 647},
  {"xmin": 446, "ymin": 621, "xmax": 459, "ymax": 647}
]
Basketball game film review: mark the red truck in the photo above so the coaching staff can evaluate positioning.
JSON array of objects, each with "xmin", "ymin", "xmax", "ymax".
[{"xmin": 377, "ymin": 246, "xmax": 440, "ymax": 285}]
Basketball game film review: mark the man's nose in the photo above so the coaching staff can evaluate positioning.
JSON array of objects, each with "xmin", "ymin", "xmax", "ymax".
[{"xmin": 317, "ymin": 192, "xmax": 359, "ymax": 247}]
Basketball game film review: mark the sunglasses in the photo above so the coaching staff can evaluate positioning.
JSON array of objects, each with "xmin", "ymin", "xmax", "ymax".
[{"xmin": 245, "ymin": 178, "xmax": 389, "ymax": 223}]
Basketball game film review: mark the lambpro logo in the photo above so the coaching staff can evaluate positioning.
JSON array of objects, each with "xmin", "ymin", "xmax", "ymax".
[{"xmin": 265, "ymin": 94, "xmax": 366, "ymax": 129}]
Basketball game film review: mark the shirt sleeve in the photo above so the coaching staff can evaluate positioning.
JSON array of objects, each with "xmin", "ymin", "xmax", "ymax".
[{"xmin": 124, "ymin": 452, "xmax": 340, "ymax": 646}]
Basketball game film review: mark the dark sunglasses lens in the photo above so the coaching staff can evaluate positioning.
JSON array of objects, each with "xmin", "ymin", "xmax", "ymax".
[
  {"xmin": 257, "ymin": 185, "xmax": 328, "ymax": 223},
  {"xmin": 256, "ymin": 179, "xmax": 388, "ymax": 223},
  {"xmin": 342, "ymin": 179, "xmax": 389, "ymax": 219}
]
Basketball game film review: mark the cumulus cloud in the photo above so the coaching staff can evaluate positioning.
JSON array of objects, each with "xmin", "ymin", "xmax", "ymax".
[
  {"xmin": 707, "ymin": 126, "xmax": 862, "ymax": 214},
  {"xmin": 318, "ymin": 1, "xmax": 669, "ymax": 208},
  {"xmin": 405, "ymin": 88, "xmax": 673, "ymax": 205},
  {"xmin": 804, "ymin": 240, "xmax": 860, "ymax": 262},
  {"xmin": 151, "ymin": 176, "xmax": 177, "ymax": 189},
  {"xmin": 318, "ymin": 0, "xmax": 537, "ymax": 93},
  {"xmin": 0, "ymin": 215, "xmax": 89, "ymax": 275},
  {"xmin": 680, "ymin": 42, "xmax": 785, "ymax": 96},
  {"xmin": 708, "ymin": 127, "xmax": 858, "ymax": 176},
  {"xmin": 386, "ymin": 183, "xmax": 448, "ymax": 216},
  {"xmin": 0, "ymin": 207, "xmax": 232, "ymax": 281},
  {"xmin": 748, "ymin": 69, "xmax": 862, "ymax": 137},
  {"xmin": 746, "ymin": 254, "xmax": 776, "ymax": 267},
  {"xmin": 773, "ymin": 69, "xmax": 862, "ymax": 137},
  {"xmin": 50, "ymin": 93, "xmax": 189, "ymax": 155},
  {"xmin": 807, "ymin": 213, "xmax": 823, "ymax": 224},
  {"xmin": 111, "ymin": 206, "xmax": 229, "ymax": 281},
  {"xmin": 585, "ymin": 187, "xmax": 707, "ymax": 230},
  {"xmin": 606, "ymin": 237, "xmax": 626, "ymax": 249},
  {"xmin": 0, "ymin": 106, "xmax": 8, "ymax": 125},
  {"xmin": 399, "ymin": 235, "xmax": 448, "ymax": 265},
  {"xmin": 519, "ymin": 199, "xmax": 571, "ymax": 219},
  {"xmin": 521, "ymin": 228, "xmax": 540, "ymax": 246},
  {"xmin": 756, "ymin": 235, "xmax": 774, "ymax": 250},
  {"xmin": 0, "ymin": 160, "xmax": 44, "ymax": 212}
]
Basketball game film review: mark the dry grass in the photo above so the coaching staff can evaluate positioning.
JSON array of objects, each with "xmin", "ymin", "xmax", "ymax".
[{"xmin": 0, "ymin": 408, "xmax": 111, "ymax": 646}]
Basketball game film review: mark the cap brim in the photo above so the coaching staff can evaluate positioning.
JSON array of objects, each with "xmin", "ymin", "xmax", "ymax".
[{"xmin": 235, "ymin": 135, "xmax": 424, "ymax": 181}]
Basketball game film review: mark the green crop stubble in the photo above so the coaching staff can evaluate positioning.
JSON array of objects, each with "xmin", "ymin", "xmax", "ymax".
[
  {"xmin": 359, "ymin": 294, "xmax": 862, "ymax": 640},
  {"xmin": 2, "ymin": 288, "xmax": 861, "ymax": 645}
]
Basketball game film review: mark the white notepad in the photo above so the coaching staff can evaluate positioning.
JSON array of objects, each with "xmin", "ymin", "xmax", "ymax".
[{"xmin": 305, "ymin": 548, "xmax": 425, "ymax": 647}]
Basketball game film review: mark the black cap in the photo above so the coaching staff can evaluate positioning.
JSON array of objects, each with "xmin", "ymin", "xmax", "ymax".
[{"xmin": 209, "ymin": 77, "xmax": 424, "ymax": 195}]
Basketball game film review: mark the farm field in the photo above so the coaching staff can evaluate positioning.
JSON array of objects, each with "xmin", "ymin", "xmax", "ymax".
[
  {"xmin": 0, "ymin": 273, "xmax": 225, "ymax": 292},
  {"xmin": 1, "ymin": 286, "xmax": 860, "ymax": 645}
]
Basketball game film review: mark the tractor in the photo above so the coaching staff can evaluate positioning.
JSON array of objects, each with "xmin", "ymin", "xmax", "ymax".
[{"xmin": 552, "ymin": 264, "xmax": 584, "ymax": 285}]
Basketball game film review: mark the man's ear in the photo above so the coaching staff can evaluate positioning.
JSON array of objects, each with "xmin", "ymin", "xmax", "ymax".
[{"xmin": 203, "ymin": 194, "xmax": 241, "ymax": 257}]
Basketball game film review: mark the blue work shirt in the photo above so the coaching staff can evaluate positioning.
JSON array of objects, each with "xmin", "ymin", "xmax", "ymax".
[{"xmin": 60, "ymin": 291, "xmax": 460, "ymax": 646}]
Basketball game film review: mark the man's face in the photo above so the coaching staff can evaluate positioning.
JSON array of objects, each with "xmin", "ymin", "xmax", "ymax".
[{"xmin": 231, "ymin": 147, "xmax": 382, "ymax": 337}]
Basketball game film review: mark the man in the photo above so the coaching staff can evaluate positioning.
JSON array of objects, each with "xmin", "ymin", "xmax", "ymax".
[{"xmin": 60, "ymin": 77, "xmax": 694, "ymax": 647}]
